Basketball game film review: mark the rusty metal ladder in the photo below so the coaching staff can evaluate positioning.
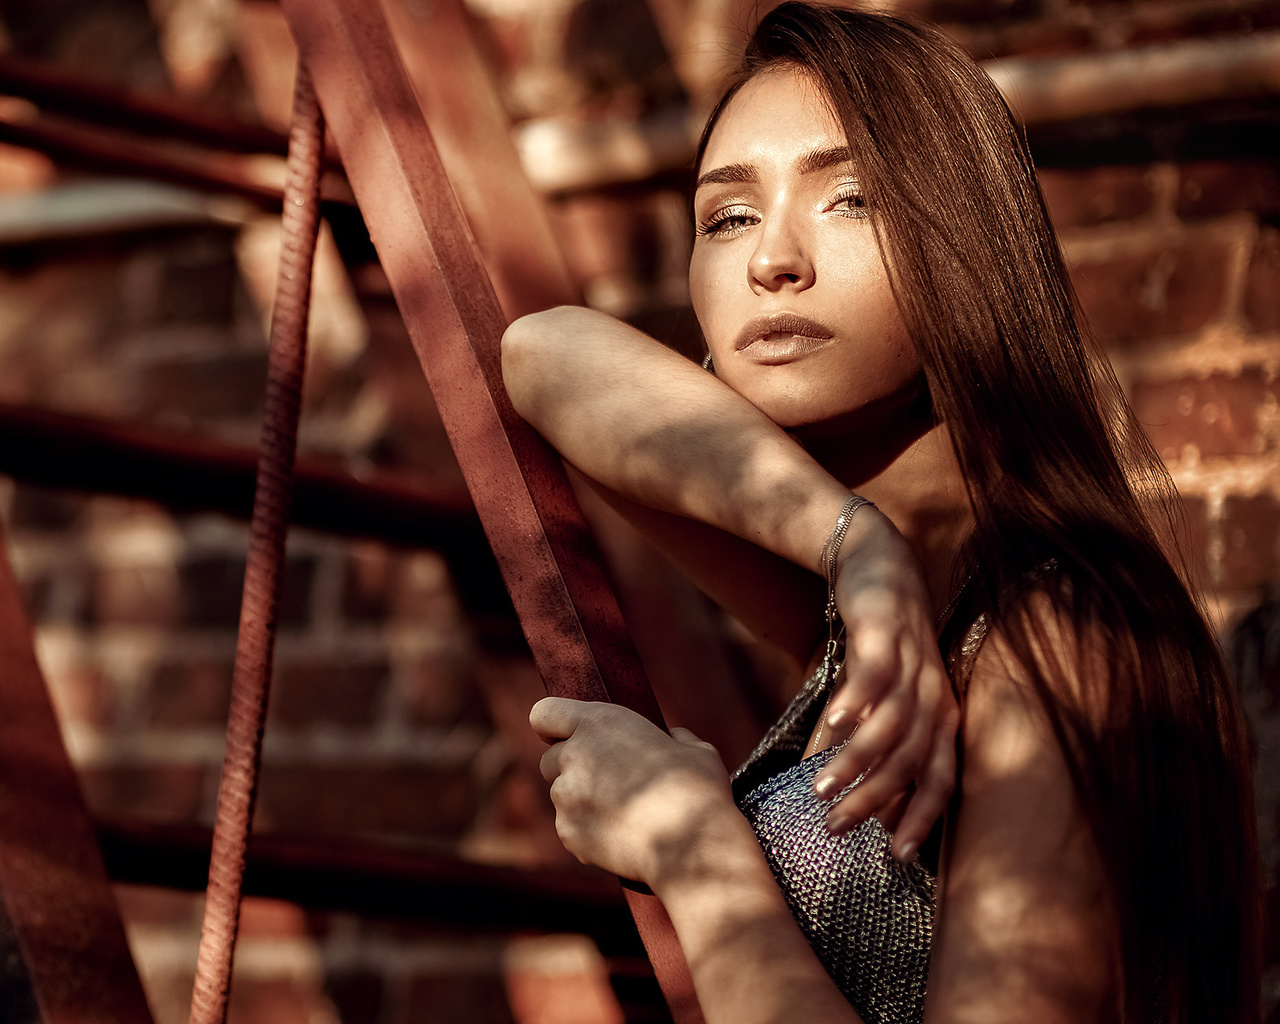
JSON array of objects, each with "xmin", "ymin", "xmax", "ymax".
[
  {"xmin": 183, "ymin": 0, "xmax": 706, "ymax": 1020},
  {"xmin": 0, "ymin": 0, "xmax": 713, "ymax": 1020}
]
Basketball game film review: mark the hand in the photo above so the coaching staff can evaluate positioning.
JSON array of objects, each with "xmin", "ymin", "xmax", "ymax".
[
  {"xmin": 530, "ymin": 697, "xmax": 737, "ymax": 886},
  {"xmin": 812, "ymin": 508, "xmax": 960, "ymax": 862}
]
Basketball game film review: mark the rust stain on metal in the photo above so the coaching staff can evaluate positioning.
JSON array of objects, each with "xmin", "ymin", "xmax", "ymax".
[
  {"xmin": 276, "ymin": 0, "xmax": 701, "ymax": 1016},
  {"xmin": 278, "ymin": 0, "xmax": 666, "ymax": 724},
  {"xmin": 0, "ymin": 521, "xmax": 154, "ymax": 1024},
  {"xmin": 187, "ymin": 65, "xmax": 325, "ymax": 1024}
]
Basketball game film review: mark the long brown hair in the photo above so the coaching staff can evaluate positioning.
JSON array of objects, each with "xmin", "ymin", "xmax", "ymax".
[{"xmin": 695, "ymin": 4, "xmax": 1261, "ymax": 1021}]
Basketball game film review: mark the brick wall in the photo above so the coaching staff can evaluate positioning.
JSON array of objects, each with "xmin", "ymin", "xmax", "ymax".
[{"xmin": 0, "ymin": 0, "xmax": 1276, "ymax": 1021}]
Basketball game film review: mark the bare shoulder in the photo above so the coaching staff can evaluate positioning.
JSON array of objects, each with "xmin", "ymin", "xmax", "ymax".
[{"xmin": 924, "ymin": 597, "xmax": 1117, "ymax": 1024}]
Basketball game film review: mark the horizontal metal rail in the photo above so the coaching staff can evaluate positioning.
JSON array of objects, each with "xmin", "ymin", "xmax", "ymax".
[
  {"xmin": 0, "ymin": 114, "xmax": 353, "ymax": 213},
  {"xmin": 97, "ymin": 817, "xmax": 636, "ymax": 938},
  {"xmin": 0, "ymin": 54, "xmax": 298, "ymax": 159},
  {"xmin": 0, "ymin": 401, "xmax": 481, "ymax": 548}
]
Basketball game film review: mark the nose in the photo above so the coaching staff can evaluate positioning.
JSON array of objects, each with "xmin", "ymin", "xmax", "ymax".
[{"xmin": 747, "ymin": 214, "xmax": 815, "ymax": 293}]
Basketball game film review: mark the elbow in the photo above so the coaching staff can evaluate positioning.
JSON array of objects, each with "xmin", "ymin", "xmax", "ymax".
[{"xmin": 500, "ymin": 306, "xmax": 575, "ymax": 420}]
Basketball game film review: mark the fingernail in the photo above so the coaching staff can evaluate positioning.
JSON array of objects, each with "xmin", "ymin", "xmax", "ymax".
[
  {"xmin": 896, "ymin": 841, "xmax": 918, "ymax": 864},
  {"xmin": 814, "ymin": 774, "xmax": 840, "ymax": 800},
  {"xmin": 826, "ymin": 707, "xmax": 850, "ymax": 731},
  {"xmin": 826, "ymin": 811, "xmax": 853, "ymax": 836}
]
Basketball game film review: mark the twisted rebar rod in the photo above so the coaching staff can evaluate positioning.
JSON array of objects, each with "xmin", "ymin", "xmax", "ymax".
[{"xmin": 187, "ymin": 64, "xmax": 324, "ymax": 1024}]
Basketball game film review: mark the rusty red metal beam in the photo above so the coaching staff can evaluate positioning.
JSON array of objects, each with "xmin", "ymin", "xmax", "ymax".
[
  {"xmin": 281, "ymin": 0, "xmax": 662, "ymax": 725},
  {"xmin": 276, "ymin": 0, "xmax": 700, "ymax": 1017},
  {"xmin": 0, "ymin": 521, "xmax": 154, "ymax": 1024},
  {"xmin": 97, "ymin": 816, "xmax": 635, "ymax": 937},
  {"xmin": 188, "ymin": 67, "xmax": 325, "ymax": 1024},
  {"xmin": 0, "ymin": 401, "xmax": 482, "ymax": 549},
  {"xmin": 0, "ymin": 54, "xmax": 296, "ymax": 159},
  {"xmin": 0, "ymin": 113, "xmax": 353, "ymax": 213},
  {"xmin": 380, "ymin": 0, "xmax": 769, "ymax": 764}
]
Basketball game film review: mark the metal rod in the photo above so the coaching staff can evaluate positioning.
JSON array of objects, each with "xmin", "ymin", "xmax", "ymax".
[
  {"xmin": 0, "ymin": 526, "xmax": 154, "ymax": 1024},
  {"xmin": 988, "ymin": 31, "xmax": 1280, "ymax": 125},
  {"xmin": 97, "ymin": 817, "xmax": 636, "ymax": 938},
  {"xmin": 0, "ymin": 113, "xmax": 353, "ymax": 212},
  {"xmin": 0, "ymin": 54, "xmax": 295, "ymax": 157},
  {"xmin": 0, "ymin": 401, "xmax": 482, "ymax": 549},
  {"xmin": 514, "ymin": 30, "xmax": 1280, "ymax": 195},
  {"xmin": 188, "ymin": 66, "xmax": 324, "ymax": 1024}
]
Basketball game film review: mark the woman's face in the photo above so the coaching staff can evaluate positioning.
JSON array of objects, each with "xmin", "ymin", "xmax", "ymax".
[{"xmin": 690, "ymin": 67, "xmax": 922, "ymax": 432}]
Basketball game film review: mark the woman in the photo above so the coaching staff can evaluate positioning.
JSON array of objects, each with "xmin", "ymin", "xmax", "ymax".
[{"xmin": 501, "ymin": 4, "xmax": 1260, "ymax": 1022}]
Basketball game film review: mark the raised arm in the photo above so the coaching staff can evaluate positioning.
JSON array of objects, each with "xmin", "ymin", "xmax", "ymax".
[
  {"xmin": 503, "ymin": 304, "xmax": 855, "ymax": 585},
  {"xmin": 503, "ymin": 305, "xmax": 956, "ymax": 856}
]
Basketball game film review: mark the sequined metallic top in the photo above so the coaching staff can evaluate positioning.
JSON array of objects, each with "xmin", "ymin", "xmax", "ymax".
[{"xmin": 732, "ymin": 657, "xmax": 940, "ymax": 1024}]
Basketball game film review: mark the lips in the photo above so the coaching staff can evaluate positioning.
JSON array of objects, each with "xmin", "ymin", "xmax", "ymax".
[{"xmin": 733, "ymin": 312, "xmax": 836, "ymax": 362}]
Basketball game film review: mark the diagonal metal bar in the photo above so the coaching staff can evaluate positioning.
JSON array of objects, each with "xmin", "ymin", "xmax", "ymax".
[
  {"xmin": 187, "ymin": 66, "xmax": 325, "ymax": 1024},
  {"xmin": 276, "ymin": 0, "xmax": 701, "ymax": 1018},
  {"xmin": 0, "ymin": 520, "xmax": 154, "ymax": 1024},
  {"xmin": 279, "ymin": 0, "xmax": 664, "ymax": 723}
]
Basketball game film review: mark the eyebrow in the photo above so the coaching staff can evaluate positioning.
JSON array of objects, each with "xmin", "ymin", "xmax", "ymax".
[{"xmin": 694, "ymin": 145, "xmax": 856, "ymax": 193}]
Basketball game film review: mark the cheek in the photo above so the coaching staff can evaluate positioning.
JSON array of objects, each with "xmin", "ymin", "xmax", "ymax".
[{"xmin": 689, "ymin": 251, "xmax": 735, "ymax": 354}]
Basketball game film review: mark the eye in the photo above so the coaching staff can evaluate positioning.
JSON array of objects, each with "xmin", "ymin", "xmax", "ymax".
[
  {"xmin": 696, "ymin": 204, "xmax": 759, "ymax": 239},
  {"xmin": 830, "ymin": 188, "xmax": 868, "ymax": 220}
]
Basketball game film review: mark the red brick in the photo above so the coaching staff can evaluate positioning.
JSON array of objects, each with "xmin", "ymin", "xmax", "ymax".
[
  {"xmin": 1071, "ymin": 238, "xmax": 1231, "ymax": 345},
  {"xmin": 1128, "ymin": 7, "xmax": 1280, "ymax": 48},
  {"xmin": 114, "ymin": 883, "xmax": 202, "ymax": 930},
  {"xmin": 254, "ymin": 762, "xmax": 479, "ymax": 839},
  {"xmin": 1174, "ymin": 495, "xmax": 1211, "ymax": 594},
  {"xmin": 90, "ymin": 562, "xmax": 182, "ymax": 627},
  {"xmin": 1039, "ymin": 166, "xmax": 1156, "ymax": 229},
  {"xmin": 324, "ymin": 970, "xmax": 385, "ymax": 1024},
  {"xmin": 1130, "ymin": 366, "xmax": 1276, "ymax": 460},
  {"xmin": 505, "ymin": 947, "xmax": 624, "ymax": 1024},
  {"xmin": 389, "ymin": 551, "xmax": 467, "ymax": 624},
  {"xmin": 8, "ymin": 485, "xmax": 85, "ymax": 529},
  {"xmin": 268, "ymin": 655, "xmax": 389, "ymax": 728},
  {"xmin": 226, "ymin": 977, "xmax": 333, "ymax": 1024},
  {"xmin": 142, "ymin": 653, "xmax": 233, "ymax": 726},
  {"xmin": 45, "ymin": 657, "xmax": 116, "ymax": 730},
  {"xmin": 153, "ymin": 229, "xmax": 241, "ymax": 326},
  {"xmin": 136, "ymin": 350, "xmax": 268, "ymax": 426},
  {"xmin": 562, "ymin": 0, "xmax": 682, "ymax": 110},
  {"xmin": 399, "ymin": 648, "xmax": 486, "ymax": 727},
  {"xmin": 1177, "ymin": 161, "xmax": 1280, "ymax": 220},
  {"xmin": 79, "ymin": 762, "xmax": 208, "ymax": 821},
  {"xmin": 178, "ymin": 552, "xmax": 315, "ymax": 629},
  {"xmin": 1218, "ymin": 493, "xmax": 1280, "ymax": 592},
  {"xmin": 1245, "ymin": 226, "xmax": 1280, "ymax": 334},
  {"xmin": 906, "ymin": 0, "xmax": 1038, "ymax": 22},
  {"xmin": 405, "ymin": 962, "xmax": 515, "ymax": 1024},
  {"xmin": 16, "ymin": 564, "xmax": 90, "ymax": 625},
  {"xmin": 341, "ymin": 541, "xmax": 396, "ymax": 622}
]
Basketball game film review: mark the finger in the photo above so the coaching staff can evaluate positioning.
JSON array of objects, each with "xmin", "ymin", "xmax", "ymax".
[
  {"xmin": 529, "ymin": 696, "xmax": 592, "ymax": 741},
  {"xmin": 669, "ymin": 726, "xmax": 709, "ymax": 747},
  {"xmin": 871, "ymin": 789, "xmax": 911, "ymax": 836},
  {"xmin": 816, "ymin": 685, "xmax": 915, "ymax": 798},
  {"xmin": 823, "ymin": 717, "xmax": 933, "ymax": 834},
  {"xmin": 538, "ymin": 741, "xmax": 564, "ymax": 783},
  {"xmin": 889, "ymin": 711, "xmax": 959, "ymax": 862},
  {"xmin": 825, "ymin": 633, "xmax": 916, "ymax": 746}
]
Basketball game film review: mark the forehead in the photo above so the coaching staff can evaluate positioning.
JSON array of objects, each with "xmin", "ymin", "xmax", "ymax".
[{"xmin": 700, "ymin": 67, "xmax": 846, "ymax": 172}]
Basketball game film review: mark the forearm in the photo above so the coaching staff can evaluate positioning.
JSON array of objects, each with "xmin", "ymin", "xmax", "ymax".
[
  {"xmin": 502, "ymin": 306, "xmax": 857, "ymax": 576},
  {"xmin": 651, "ymin": 805, "xmax": 865, "ymax": 1024}
]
